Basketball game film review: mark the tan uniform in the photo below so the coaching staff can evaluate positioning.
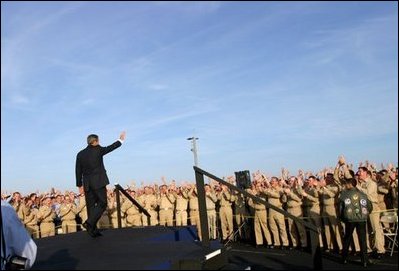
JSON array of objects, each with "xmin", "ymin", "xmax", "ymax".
[
  {"xmin": 158, "ymin": 192, "xmax": 176, "ymax": 226},
  {"xmin": 77, "ymin": 196, "xmax": 88, "ymax": 229},
  {"xmin": 286, "ymin": 188, "xmax": 307, "ymax": 248},
  {"xmin": 174, "ymin": 191, "xmax": 189, "ymax": 226},
  {"xmin": 23, "ymin": 206, "xmax": 39, "ymax": 238},
  {"xmin": 320, "ymin": 184, "xmax": 343, "ymax": 251},
  {"xmin": 11, "ymin": 201, "xmax": 25, "ymax": 222},
  {"xmin": 139, "ymin": 194, "xmax": 158, "ymax": 226},
  {"xmin": 391, "ymin": 179, "xmax": 398, "ymax": 209},
  {"xmin": 377, "ymin": 180, "xmax": 389, "ymax": 212},
  {"xmin": 59, "ymin": 203, "xmax": 77, "ymax": 233},
  {"xmin": 97, "ymin": 211, "xmax": 110, "ymax": 229},
  {"xmin": 333, "ymin": 165, "xmax": 353, "ymax": 187},
  {"xmin": 188, "ymin": 189, "xmax": 201, "ymax": 240},
  {"xmin": 108, "ymin": 196, "xmax": 126, "ymax": 228},
  {"xmin": 358, "ymin": 178, "xmax": 385, "ymax": 254},
  {"xmin": 122, "ymin": 198, "xmax": 142, "ymax": 227},
  {"xmin": 37, "ymin": 205, "xmax": 56, "ymax": 237},
  {"xmin": 205, "ymin": 191, "xmax": 218, "ymax": 239},
  {"xmin": 247, "ymin": 190, "xmax": 272, "ymax": 246},
  {"xmin": 234, "ymin": 193, "xmax": 250, "ymax": 240},
  {"xmin": 217, "ymin": 190, "xmax": 236, "ymax": 241},
  {"xmin": 303, "ymin": 186, "xmax": 324, "ymax": 248},
  {"xmin": 266, "ymin": 187, "xmax": 288, "ymax": 247}
]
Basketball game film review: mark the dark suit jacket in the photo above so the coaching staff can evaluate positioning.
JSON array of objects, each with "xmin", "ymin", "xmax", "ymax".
[{"xmin": 75, "ymin": 141, "xmax": 122, "ymax": 191}]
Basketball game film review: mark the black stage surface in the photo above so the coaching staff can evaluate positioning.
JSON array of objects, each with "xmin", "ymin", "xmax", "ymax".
[
  {"xmin": 33, "ymin": 226, "xmax": 223, "ymax": 270},
  {"xmin": 32, "ymin": 227, "xmax": 398, "ymax": 270},
  {"xmin": 226, "ymin": 242, "xmax": 398, "ymax": 270}
]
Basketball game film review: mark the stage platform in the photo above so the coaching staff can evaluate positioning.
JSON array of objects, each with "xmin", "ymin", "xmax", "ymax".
[
  {"xmin": 226, "ymin": 242, "xmax": 398, "ymax": 270},
  {"xmin": 32, "ymin": 226, "xmax": 225, "ymax": 270},
  {"xmin": 32, "ymin": 227, "xmax": 398, "ymax": 270}
]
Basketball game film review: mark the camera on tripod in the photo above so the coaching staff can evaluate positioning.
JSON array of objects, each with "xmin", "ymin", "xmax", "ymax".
[{"xmin": 5, "ymin": 255, "xmax": 29, "ymax": 270}]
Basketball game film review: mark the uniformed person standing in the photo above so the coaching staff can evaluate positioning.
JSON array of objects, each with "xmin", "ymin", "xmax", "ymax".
[
  {"xmin": 357, "ymin": 167, "xmax": 385, "ymax": 258},
  {"xmin": 23, "ymin": 198, "xmax": 39, "ymax": 239},
  {"xmin": 265, "ymin": 177, "xmax": 289, "ymax": 249},
  {"xmin": 188, "ymin": 185, "xmax": 201, "ymax": 240},
  {"xmin": 77, "ymin": 193, "xmax": 88, "ymax": 230},
  {"xmin": 140, "ymin": 186, "xmax": 159, "ymax": 226},
  {"xmin": 234, "ymin": 190, "xmax": 250, "ymax": 241},
  {"xmin": 205, "ymin": 184, "xmax": 218, "ymax": 239},
  {"xmin": 389, "ymin": 169, "xmax": 398, "ymax": 209},
  {"xmin": 340, "ymin": 178, "xmax": 372, "ymax": 267},
  {"xmin": 301, "ymin": 176, "xmax": 324, "ymax": 249},
  {"xmin": 320, "ymin": 173, "xmax": 343, "ymax": 252},
  {"xmin": 37, "ymin": 196, "xmax": 56, "ymax": 237},
  {"xmin": 107, "ymin": 191, "xmax": 125, "ymax": 228},
  {"xmin": 217, "ymin": 184, "xmax": 236, "ymax": 242},
  {"xmin": 10, "ymin": 192, "xmax": 25, "ymax": 222},
  {"xmin": 157, "ymin": 185, "xmax": 176, "ymax": 226},
  {"xmin": 247, "ymin": 182, "xmax": 273, "ymax": 248},
  {"xmin": 59, "ymin": 195, "xmax": 78, "ymax": 233},
  {"xmin": 284, "ymin": 176, "xmax": 307, "ymax": 249},
  {"xmin": 122, "ymin": 190, "xmax": 142, "ymax": 227},
  {"xmin": 173, "ymin": 186, "xmax": 189, "ymax": 226}
]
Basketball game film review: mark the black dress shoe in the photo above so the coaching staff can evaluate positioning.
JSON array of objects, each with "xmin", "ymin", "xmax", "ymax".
[
  {"xmin": 93, "ymin": 228, "xmax": 103, "ymax": 237},
  {"xmin": 83, "ymin": 222, "xmax": 97, "ymax": 238}
]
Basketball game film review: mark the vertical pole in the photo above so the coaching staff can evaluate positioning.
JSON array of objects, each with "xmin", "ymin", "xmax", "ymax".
[
  {"xmin": 116, "ymin": 188, "xmax": 122, "ymax": 229},
  {"xmin": 192, "ymin": 138, "xmax": 199, "ymax": 167},
  {"xmin": 195, "ymin": 169, "xmax": 210, "ymax": 249}
]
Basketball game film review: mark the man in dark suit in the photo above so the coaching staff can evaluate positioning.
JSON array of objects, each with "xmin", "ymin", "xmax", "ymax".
[{"xmin": 76, "ymin": 131, "xmax": 126, "ymax": 237}]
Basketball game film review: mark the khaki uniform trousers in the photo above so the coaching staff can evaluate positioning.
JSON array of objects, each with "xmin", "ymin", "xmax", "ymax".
[
  {"xmin": 369, "ymin": 204, "xmax": 385, "ymax": 253},
  {"xmin": 40, "ymin": 222, "xmax": 55, "ymax": 237},
  {"xmin": 62, "ymin": 220, "xmax": 77, "ymax": 234},
  {"xmin": 190, "ymin": 209, "xmax": 201, "ymax": 240},
  {"xmin": 126, "ymin": 214, "xmax": 142, "ymax": 227},
  {"xmin": 322, "ymin": 205, "xmax": 342, "ymax": 250},
  {"xmin": 97, "ymin": 213, "xmax": 110, "ymax": 229},
  {"xmin": 111, "ymin": 217, "xmax": 126, "ymax": 228},
  {"xmin": 26, "ymin": 224, "xmax": 40, "ymax": 239},
  {"xmin": 254, "ymin": 209, "xmax": 272, "ymax": 245},
  {"xmin": 159, "ymin": 209, "xmax": 174, "ymax": 226},
  {"xmin": 175, "ymin": 210, "xmax": 188, "ymax": 226},
  {"xmin": 219, "ymin": 206, "xmax": 234, "ymax": 240},
  {"xmin": 269, "ymin": 209, "xmax": 288, "ymax": 246},
  {"xmin": 306, "ymin": 206, "xmax": 324, "ymax": 248},
  {"xmin": 235, "ymin": 207, "xmax": 250, "ymax": 240},
  {"xmin": 287, "ymin": 207, "xmax": 307, "ymax": 248},
  {"xmin": 142, "ymin": 210, "xmax": 158, "ymax": 226},
  {"xmin": 207, "ymin": 209, "xmax": 217, "ymax": 239}
]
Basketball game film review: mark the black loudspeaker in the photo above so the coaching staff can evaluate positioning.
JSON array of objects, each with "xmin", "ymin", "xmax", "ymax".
[{"xmin": 234, "ymin": 170, "xmax": 251, "ymax": 190}]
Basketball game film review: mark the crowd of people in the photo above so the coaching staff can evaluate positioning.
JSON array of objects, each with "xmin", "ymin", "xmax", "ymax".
[{"xmin": 1, "ymin": 157, "xmax": 397, "ymax": 260}]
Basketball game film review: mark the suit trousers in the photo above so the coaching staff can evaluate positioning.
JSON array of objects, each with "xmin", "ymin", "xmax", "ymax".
[{"xmin": 85, "ymin": 186, "xmax": 107, "ymax": 228}]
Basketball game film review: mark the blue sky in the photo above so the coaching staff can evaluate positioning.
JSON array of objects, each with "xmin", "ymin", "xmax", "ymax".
[{"xmin": 1, "ymin": 1, "xmax": 398, "ymax": 194}]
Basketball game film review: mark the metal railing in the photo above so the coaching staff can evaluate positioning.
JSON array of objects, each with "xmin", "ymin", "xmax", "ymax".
[
  {"xmin": 114, "ymin": 183, "xmax": 151, "ymax": 227},
  {"xmin": 194, "ymin": 166, "xmax": 322, "ymax": 270}
]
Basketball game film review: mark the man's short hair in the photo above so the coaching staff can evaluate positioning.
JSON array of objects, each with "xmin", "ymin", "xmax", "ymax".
[
  {"xmin": 87, "ymin": 134, "xmax": 99, "ymax": 145},
  {"xmin": 343, "ymin": 178, "xmax": 357, "ymax": 187}
]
